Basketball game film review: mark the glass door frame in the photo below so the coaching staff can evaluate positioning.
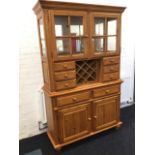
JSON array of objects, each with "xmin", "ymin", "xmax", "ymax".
[
  {"xmin": 50, "ymin": 10, "xmax": 89, "ymax": 61},
  {"xmin": 89, "ymin": 12, "xmax": 121, "ymax": 57}
]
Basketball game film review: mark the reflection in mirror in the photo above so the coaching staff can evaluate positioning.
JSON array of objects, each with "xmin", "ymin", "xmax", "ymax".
[
  {"xmin": 72, "ymin": 38, "xmax": 84, "ymax": 53},
  {"xmin": 107, "ymin": 18, "xmax": 117, "ymax": 35},
  {"xmin": 56, "ymin": 39, "xmax": 69, "ymax": 55},
  {"xmin": 107, "ymin": 36, "xmax": 116, "ymax": 51},
  {"xmin": 94, "ymin": 38, "xmax": 104, "ymax": 52},
  {"xmin": 55, "ymin": 16, "xmax": 68, "ymax": 36},
  {"xmin": 71, "ymin": 16, "xmax": 83, "ymax": 36},
  {"xmin": 94, "ymin": 18, "xmax": 105, "ymax": 35}
]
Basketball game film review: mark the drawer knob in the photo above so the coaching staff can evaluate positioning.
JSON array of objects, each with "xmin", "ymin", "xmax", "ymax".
[
  {"xmin": 72, "ymin": 97, "xmax": 77, "ymax": 101},
  {"xmin": 88, "ymin": 117, "xmax": 92, "ymax": 121},
  {"xmin": 65, "ymin": 83, "xmax": 69, "ymax": 87},
  {"xmin": 110, "ymin": 67, "xmax": 114, "ymax": 71},
  {"xmin": 63, "ymin": 65, "xmax": 68, "ymax": 69},
  {"xmin": 110, "ymin": 75, "xmax": 114, "ymax": 79},
  {"xmin": 64, "ymin": 74, "xmax": 68, "ymax": 78},
  {"xmin": 105, "ymin": 90, "xmax": 110, "ymax": 94},
  {"xmin": 110, "ymin": 60, "xmax": 114, "ymax": 63}
]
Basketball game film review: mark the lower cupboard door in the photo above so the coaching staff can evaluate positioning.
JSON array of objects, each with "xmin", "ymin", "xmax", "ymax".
[
  {"xmin": 93, "ymin": 96, "xmax": 119, "ymax": 131},
  {"xmin": 57, "ymin": 103, "xmax": 91, "ymax": 143}
]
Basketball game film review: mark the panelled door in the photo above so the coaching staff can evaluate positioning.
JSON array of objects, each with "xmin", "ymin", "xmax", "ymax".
[
  {"xmin": 57, "ymin": 103, "xmax": 91, "ymax": 142},
  {"xmin": 93, "ymin": 96, "xmax": 119, "ymax": 131}
]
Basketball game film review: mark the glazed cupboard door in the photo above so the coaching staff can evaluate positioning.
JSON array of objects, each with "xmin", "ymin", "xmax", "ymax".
[
  {"xmin": 57, "ymin": 103, "xmax": 91, "ymax": 143},
  {"xmin": 90, "ymin": 13, "xmax": 121, "ymax": 57},
  {"xmin": 50, "ymin": 10, "xmax": 88, "ymax": 61},
  {"xmin": 93, "ymin": 96, "xmax": 118, "ymax": 131}
]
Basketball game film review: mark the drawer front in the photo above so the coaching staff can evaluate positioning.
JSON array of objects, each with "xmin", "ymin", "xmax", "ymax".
[
  {"xmin": 103, "ymin": 72, "xmax": 119, "ymax": 82},
  {"xmin": 55, "ymin": 70, "xmax": 76, "ymax": 81},
  {"xmin": 103, "ymin": 64, "xmax": 119, "ymax": 73},
  {"xmin": 55, "ymin": 79, "xmax": 76, "ymax": 91},
  {"xmin": 103, "ymin": 56, "xmax": 119, "ymax": 65},
  {"xmin": 56, "ymin": 91, "xmax": 90, "ymax": 107},
  {"xmin": 54, "ymin": 61, "xmax": 75, "ymax": 72},
  {"xmin": 93, "ymin": 85, "xmax": 120, "ymax": 98}
]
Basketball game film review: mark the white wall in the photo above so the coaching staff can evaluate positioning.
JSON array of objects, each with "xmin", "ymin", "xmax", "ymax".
[{"xmin": 19, "ymin": 0, "xmax": 134, "ymax": 139}]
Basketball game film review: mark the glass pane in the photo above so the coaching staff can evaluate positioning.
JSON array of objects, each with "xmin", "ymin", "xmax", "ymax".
[
  {"xmin": 56, "ymin": 39, "xmax": 69, "ymax": 55},
  {"xmin": 70, "ymin": 16, "xmax": 83, "ymax": 36},
  {"xmin": 107, "ymin": 18, "xmax": 117, "ymax": 35},
  {"xmin": 94, "ymin": 38, "xmax": 104, "ymax": 52},
  {"xmin": 107, "ymin": 36, "xmax": 116, "ymax": 51},
  {"xmin": 54, "ymin": 16, "xmax": 68, "ymax": 36},
  {"xmin": 72, "ymin": 38, "xmax": 84, "ymax": 53},
  {"xmin": 94, "ymin": 18, "xmax": 105, "ymax": 35},
  {"xmin": 39, "ymin": 18, "xmax": 44, "ymax": 39},
  {"xmin": 41, "ymin": 39, "xmax": 46, "ymax": 55}
]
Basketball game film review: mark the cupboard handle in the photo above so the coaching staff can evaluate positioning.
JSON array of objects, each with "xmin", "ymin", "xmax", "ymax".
[
  {"xmin": 88, "ymin": 117, "xmax": 92, "ymax": 121},
  {"xmin": 93, "ymin": 116, "xmax": 97, "ymax": 119}
]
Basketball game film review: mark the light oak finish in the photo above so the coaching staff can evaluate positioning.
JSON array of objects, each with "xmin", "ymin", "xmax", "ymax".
[{"xmin": 33, "ymin": 0, "xmax": 125, "ymax": 150}]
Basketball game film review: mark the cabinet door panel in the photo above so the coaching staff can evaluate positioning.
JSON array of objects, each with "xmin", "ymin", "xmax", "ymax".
[
  {"xmin": 90, "ymin": 13, "xmax": 120, "ymax": 57},
  {"xmin": 58, "ymin": 103, "xmax": 91, "ymax": 142},
  {"xmin": 93, "ymin": 96, "xmax": 118, "ymax": 131},
  {"xmin": 51, "ymin": 10, "xmax": 88, "ymax": 60}
]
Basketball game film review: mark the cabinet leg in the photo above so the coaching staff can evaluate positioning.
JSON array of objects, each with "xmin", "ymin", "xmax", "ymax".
[
  {"xmin": 54, "ymin": 147, "xmax": 62, "ymax": 154},
  {"xmin": 115, "ymin": 124, "xmax": 122, "ymax": 129}
]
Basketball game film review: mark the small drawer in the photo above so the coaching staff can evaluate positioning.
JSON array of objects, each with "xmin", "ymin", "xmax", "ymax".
[
  {"xmin": 55, "ymin": 79, "xmax": 76, "ymax": 91},
  {"xmin": 103, "ymin": 72, "xmax": 119, "ymax": 82},
  {"xmin": 54, "ymin": 61, "xmax": 75, "ymax": 72},
  {"xmin": 103, "ymin": 56, "xmax": 119, "ymax": 65},
  {"xmin": 55, "ymin": 70, "xmax": 76, "ymax": 81},
  {"xmin": 103, "ymin": 64, "xmax": 119, "ymax": 73},
  {"xmin": 93, "ymin": 85, "xmax": 120, "ymax": 98},
  {"xmin": 56, "ymin": 91, "xmax": 90, "ymax": 107}
]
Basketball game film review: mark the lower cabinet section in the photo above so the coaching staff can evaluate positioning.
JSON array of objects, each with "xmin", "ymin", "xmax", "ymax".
[
  {"xmin": 57, "ymin": 103, "xmax": 91, "ymax": 143},
  {"xmin": 56, "ymin": 95, "xmax": 119, "ymax": 143}
]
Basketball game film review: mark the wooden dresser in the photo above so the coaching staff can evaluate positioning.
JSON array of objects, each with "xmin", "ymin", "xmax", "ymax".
[{"xmin": 33, "ymin": 0, "xmax": 125, "ymax": 150}]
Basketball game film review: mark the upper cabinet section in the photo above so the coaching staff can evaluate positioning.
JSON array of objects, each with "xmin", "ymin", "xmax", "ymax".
[
  {"xmin": 90, "ymin": 13, "xmax": 120, "ymax": 56},
  {"xmin": 51, "ymin": 11, "xmax": 88, "ymax": 60},
  {"xmin": 33, "ymin": 1, "xmax": 125, "ymax": 61}
]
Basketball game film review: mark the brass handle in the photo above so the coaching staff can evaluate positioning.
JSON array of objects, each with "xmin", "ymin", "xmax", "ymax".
[
  {"xmin": 88, "ymin": 117, "xmax": 92, "ymax": 121},
  {"xmin": 72, "ymin": 97, "xmax": 77, "ymax": 102}
]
